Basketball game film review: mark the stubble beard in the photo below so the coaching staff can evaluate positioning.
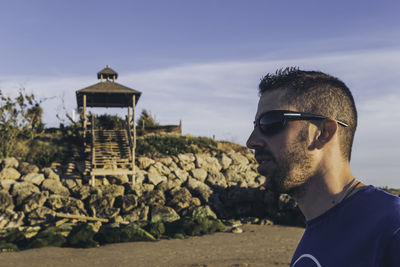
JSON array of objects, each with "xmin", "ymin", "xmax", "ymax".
[{"xmin": 261, "ymin": 127, "xmax": 314, "ymax": 195}]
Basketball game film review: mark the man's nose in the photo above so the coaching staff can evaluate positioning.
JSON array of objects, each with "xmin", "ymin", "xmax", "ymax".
[{"xmin": 246, "ymin": 129, "xmax": 264, "ymax": 149}]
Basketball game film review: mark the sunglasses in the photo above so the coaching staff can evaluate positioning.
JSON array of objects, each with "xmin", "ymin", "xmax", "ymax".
[{"xmin": 254, "ymin": 110, "xmax": 348, "ymax": 136}]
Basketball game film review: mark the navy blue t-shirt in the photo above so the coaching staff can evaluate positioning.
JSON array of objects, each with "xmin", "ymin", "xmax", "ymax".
[{"xmin": 290, "ymin": 185, "xmax": 400, "ymax": 267}]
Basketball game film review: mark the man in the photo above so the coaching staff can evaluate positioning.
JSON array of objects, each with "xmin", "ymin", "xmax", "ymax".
[{"xmin": 246, "ymin": 67, "xmax": 400, "ymax": 266}]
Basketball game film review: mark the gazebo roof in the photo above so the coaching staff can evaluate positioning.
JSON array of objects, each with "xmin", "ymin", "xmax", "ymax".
[
  {"xmin": 76, "ymin": 76, "xmax": 141, "ymax": 108},
  {"xmin": 97, "ymin": 65, "xmax": 118, "ymax": 80}
]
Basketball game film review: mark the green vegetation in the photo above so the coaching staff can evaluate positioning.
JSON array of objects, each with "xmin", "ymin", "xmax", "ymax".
[
  {"xmin": 96, "ymin": 223, "xmax": 156, "ymax": 244},
  {"xmin": 0, "ymin": 89, "xmax": 44, "ymax": 158},
  {"xmin": 137, "ymin": 109, "xmax": 159, "ymax": 128},
  {"xmin": 90, "ymin": 113, "xmax": 126, "ymax": 130},
  {"xmin": 136, "ymin": 134, "xmax": 218, "ymax": 157},
  {"xmin": 0, "ymin": 215, "xmax": 227, "ymax": 252},
  {"xmin": 165, "ymin": 216, "xmax": 226, "ymax": 237}
]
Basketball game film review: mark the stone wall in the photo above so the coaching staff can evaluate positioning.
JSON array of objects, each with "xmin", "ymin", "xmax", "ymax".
[{"xmin": 0, "ymin": 150, "xmax": 305, "ymax": 231}]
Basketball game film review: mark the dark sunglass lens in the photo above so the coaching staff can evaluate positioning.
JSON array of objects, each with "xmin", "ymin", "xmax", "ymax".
[{"xmin": 259, "ymin": 112, "xmax": 285, "ymax": 136}]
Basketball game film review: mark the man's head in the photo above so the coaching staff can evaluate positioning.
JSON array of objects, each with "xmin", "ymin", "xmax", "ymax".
[{"xmin": 247, "ymin": 67, "xmax": 357, "ymax": 193}]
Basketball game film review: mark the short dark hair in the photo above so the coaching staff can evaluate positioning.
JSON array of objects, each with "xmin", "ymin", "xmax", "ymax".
[{"xmin": 259, "ymin": 67, "xmax": 357, "ymax": 161}]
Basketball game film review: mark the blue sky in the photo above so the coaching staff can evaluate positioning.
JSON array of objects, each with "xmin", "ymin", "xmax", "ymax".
[{"xmin": 0, "ymin": 0, "xmax": 399, "ymax": 187}]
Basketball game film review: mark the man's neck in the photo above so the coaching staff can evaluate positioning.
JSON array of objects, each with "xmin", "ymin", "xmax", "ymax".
[{"xmin": 291, "ymin": 166, "xmax": 362, "ymax": 221}]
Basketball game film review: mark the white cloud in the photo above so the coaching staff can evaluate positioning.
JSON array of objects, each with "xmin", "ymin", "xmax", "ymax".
[{"xmin": 1, "ymin": 48, "xmax": 399, "ymax": 187}]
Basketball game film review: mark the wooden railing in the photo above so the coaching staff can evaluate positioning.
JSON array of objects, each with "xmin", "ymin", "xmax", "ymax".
[
  {"xmin": 126, "ymin": 116, "xmax": 135, "ymax": 184},
  {"xmin": 90, "ymin": 114, "xmax": 95, "ymax": 186}
]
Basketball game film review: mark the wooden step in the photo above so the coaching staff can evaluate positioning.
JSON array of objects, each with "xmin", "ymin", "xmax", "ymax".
[{"xmin": 91, "ymin": 168, "xmax": 133, "ymax": 176}]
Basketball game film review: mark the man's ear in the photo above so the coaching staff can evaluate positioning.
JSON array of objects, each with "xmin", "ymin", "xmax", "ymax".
[{"xmin": 314, "ymin": 119, "xmax": 338, "ymax": 149}]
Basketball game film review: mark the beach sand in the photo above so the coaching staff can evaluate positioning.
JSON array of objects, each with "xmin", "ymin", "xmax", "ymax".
[{"xmin": 0, "ymin": 224, "xmax": 304, "ymax": 267}]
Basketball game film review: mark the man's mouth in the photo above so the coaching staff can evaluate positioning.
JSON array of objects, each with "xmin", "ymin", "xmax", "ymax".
[{"xmin": 255, "ymin": 156, "xmax": 273, "ymax": 165}]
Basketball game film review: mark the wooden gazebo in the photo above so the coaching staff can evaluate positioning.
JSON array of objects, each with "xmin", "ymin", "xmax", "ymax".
[{"xmin": 76, "ymin": 66, "xmax": 142, "ymax": 186}]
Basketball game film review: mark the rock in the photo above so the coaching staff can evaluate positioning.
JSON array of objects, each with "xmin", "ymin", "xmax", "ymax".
[
  {"xmin": 21, "ymin": 173, "xmax": 45, "ymax": 185},
  {"xmin": 107, "ymin": 174, "xmax": 129, "ymax": 185},
  {"xmin": 130, "ymin": 183, "xmax": 144, "ymax": 196},
  {"xmin": 18, "ymin": 162, "xmax": 39, "ymax": 176},
  {"xmin": 71, "ymin": 185, "xmax": 92, "ymax": 201},
  {"xmin": 11, "ymin": 181, "xmax": 40, "ymax": 206},
  {"xmin": 224, "ymin": 219, "xmax": 242, "ymax": 227},
  {"xmin": 88, "ymin": 194, "xmax": 120, "ymax": 219},
  {"xmin": 259, "ymin": 218, "xmax": 274, "ymax": 226},
  {"xmin": 112, "ymin": 215, "xmax": 124, "ymax": 224},
  {"xmin": 0, "ymin": 168, "xmax": 21, "ymax": 180},
  {"xmin": 41, "ymin": 167, "xmax": 60, "ymax": 181},
  {"xmin": 186, "ymin": 178, "xmax": 212, "ymax": 203},
  {"xmin": 278, "ymin": 194, "xmax": 298, "ymax": 210},
  {"xmin": 22, "ymin": 191, "xmax": 49, "ymax": 213},
  {"xmin": 150, "ymin": 205, "xmax": 180, "ymax": 223},
  {"xmin": 0, "ymin": 209, "xmax": 25, "ymax": 228},
  {"xmin": 139, "ymin": 190, "xmax": 166, "ymax": 207},
  {"xmin": 156, "ymin": 180, "xmax": 180, "ymax": 192},
  {"xmin": 20, "ymin": 226, "xmax": 42, "ymax": 238},
  {"xmin": 224, "ymin": 164, "xmax": 249, "ymax": 184},
  {"xmin": 0, "ymin": 190, "xmax": 14, "ymax": 210},
  {"xmin": 0, "ymin": 240, "xmax": 19, "ymax": 252},
  {"xmin": 145, "ymin": 221, "xmax": 165, "ymax": 239},
  {"xmin": 142, "ymin": 183, "xmax": 155, "ymax": 192},
  {"xmin": 205, "ymin": 172, "xmax": 227, "ymax": 188},
  {"xmin": 115, "ymin": 194, "xmax": 138, "ymax": 213},
  {"xmin": 190, "ymin": 168, "xmax": 208, "ymax": 182},
  {"xmin": 245, "ymin": 152, "xmax": 256, "ymax": 163},
  {"xmin": 25, "ymin": 227, "xmax": 67, "ymax": 249},
  {"xmin": 101, "ymin": 177, "xmax": 110, "ymax": 185},
  {"xmin": 169, "ymin": 161, "xmax": 179, "ymax": 171},
  {"xmin": 1, "ymin": 157, "xmax": 19, "ymax": 169},
  {"xmin": 167, "ymin": 187, "xmax": 192, "ymax": 212},
  {"xmin": 67, "ymin": 223, "xmax": 99, "ymax": 248},
  {"xmin": 226, "ymin": 186, "xmax": 261, "ymax": 203},
  {"xmin": 63, "ymin": 178, "xmax": 79, "ymax": 191},
  {"xmin": 147, "ymin": 173, "xmax": 167, "ymax": 186},
  {"xmin": 157, "ymin": 157, "xmax": 173, "ymax": 167},
  {"xmin": 177, "ymin": 153, "xmax": 195, "ymax": 163},
  {"xmin": 173, "ymin": 169, "xmax": 189, "ymax": 183},
  {"xmin": 148, "ymin": 162, "xmax": 171, "ymax": 176},
  {"xmin": 177, "ymin": 153, "xmax": 196, "ymax": 171},
  {"xmin": 167, "ymin": 216, "xmax": 225, "ymax": 237},
  {"xmin": 191, "ymin": 197, "xmax": 201, "ymax": 207},
  {"xmin": 244, "ymin": 170, "xmax": 259, "ymax": 185},
  {"xmin": 231, "ymin": 227, "xmax": 243, "ymax": 234},
  {"xmin": 0, "ymin": 179, "xmax": 16, "ymax": 191},
  {"xmin": 87, "ymin": 221, "xmax": 103, "ymax": 233},
  {"xmin": 228, "ymin": 151, "xmax": 249, "ymax": 165},
  {"xmin": 241, "ymin": 217, "xmax": 260, "ymax": 224},
  {"xmin": 41, "ymin": 179, "xmax": 70, "ymax": 196},
  {"xmin": 46, "ymin": 195, "xmax": 87, "ymax": 215},
  {"xmin": 98, "ymin": 184, "xmax": 125, "ymax": 198},
  {"xmin": 134, "ymin": 169, "xmax": 146, "ymax": 185},
  {"xmin": 123, "ymin": 205, "xmax": 149, "ymax": 222},
  {"xmin": 27, "ymin": 206, "xmax": 56, "ymax": 226},
  {"xmin": 218, "ymin": 153, "xmax": 232, "ymax": 170},
  {"xmin": 137, "ymin": 157, "xmax": 155, "ymax": 169},
  {"xmin": 96, "ymin": 223, "xmax": 156, "ymax": 244},
  {"xmin": 195, "ymin": 154, "xmax": 222, "ymax": 173},
  {"xmin": 255, "ymin": 176, "xmax": 267, "ymax": 186},
  {"xmin": 183, "ymin": 205, "xmax": 217, "ymax": 219}
]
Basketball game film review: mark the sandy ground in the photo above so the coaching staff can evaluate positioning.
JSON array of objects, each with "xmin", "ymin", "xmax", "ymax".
[{"xmin": 0, "ymin": 225, "xmax": 304, "ymax": 267}]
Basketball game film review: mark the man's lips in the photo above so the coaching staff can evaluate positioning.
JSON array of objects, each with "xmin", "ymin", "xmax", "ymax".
[
  {"xmin": 255, "ymin": 154, "xmax": 274, "ymax": 164},
  {"xmin": 256, "ymin": 157, "xmax": 272, "ymax": 164}
]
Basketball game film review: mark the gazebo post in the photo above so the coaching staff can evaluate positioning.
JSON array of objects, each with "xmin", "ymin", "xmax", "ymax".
[
  {"xmin": 132, "ymin": 94, "xmax": 136, "ymax": 185},
  {"xmin": 83, "ymin": 94, "xmax": 87, "ymax": 139}
]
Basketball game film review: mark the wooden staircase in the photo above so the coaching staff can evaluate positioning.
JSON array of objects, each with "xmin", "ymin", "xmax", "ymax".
[{"xmin": 86, "ymin": 116, "xmax": 136, "ymax": 186}]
